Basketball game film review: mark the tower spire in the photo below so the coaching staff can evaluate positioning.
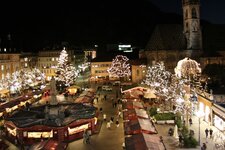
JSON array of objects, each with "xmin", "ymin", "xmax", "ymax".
[{"xmin": 182, "ymin": 0, "xmax": 202, "ymax": 50}]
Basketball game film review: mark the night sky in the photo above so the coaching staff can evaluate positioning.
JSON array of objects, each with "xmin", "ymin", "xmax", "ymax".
[{"xmin": 0, "ymin": 0, "xmax": 224, "ymax": 50}]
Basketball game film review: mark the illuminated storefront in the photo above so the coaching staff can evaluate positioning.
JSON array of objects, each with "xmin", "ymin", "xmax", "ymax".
[
  {"xmin": 212, "ymin": 104, "xmax": 225, "ymax": 131},
  {"xmin": 197, "ymin": 93, "xmax": 213, "ymax": 124},
  {"xmin": 214, "ymin": 115, "xmax": 224, "ymax": 131}
]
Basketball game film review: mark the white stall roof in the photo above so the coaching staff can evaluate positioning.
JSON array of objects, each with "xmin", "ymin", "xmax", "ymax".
[
  {"xmin": 135, "ymin": 108, "xmax": 149, "ymax": 119},
  {"xmin": 133, "ymin": 101, "xmax": 144, "ymax": 109},
  {"xmin": 138, "ymin": 118, "xmax": 156, "ymax": 133}
]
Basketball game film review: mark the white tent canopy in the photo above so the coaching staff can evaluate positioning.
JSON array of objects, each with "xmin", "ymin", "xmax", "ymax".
[
  {"xmin": 144, "ymin": 91, "xmax": 157, "ymax": 99},
  {"xmin": 133, "ymin": 101, "xmax": 144, "ymax": 109}
]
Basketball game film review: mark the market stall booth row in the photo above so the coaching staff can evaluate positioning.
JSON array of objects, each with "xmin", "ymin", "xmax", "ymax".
[
  {"xmin": 124, "ymin": 118, "xmax": 157, "ymax": 135},
  {"xmin": 125, "ymin": 133, "xmax": 166, "ymax": 150},
  {"xmin": 123, "ymin": 108, "xmax": 149, "ymax": 120},
  {"xmin": 122, "ymin": 101, "xmax": 144, "ymax": 110}
]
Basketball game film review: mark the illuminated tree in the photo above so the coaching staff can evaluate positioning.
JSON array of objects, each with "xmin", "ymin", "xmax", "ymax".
[
  {"xmin": 142, "ymin": 63, "xmax": 191, "ymax": 114},
  {"xmin": 142, "ymin": 63, "xmax": 171, "ymax": 91},
  {"xmin": 56, "ymin": 48, "xmax": 78, "ymax": 86},
  {"xmin": 107, "ymin": 55, "xmax": 131, "ymax": 80}
]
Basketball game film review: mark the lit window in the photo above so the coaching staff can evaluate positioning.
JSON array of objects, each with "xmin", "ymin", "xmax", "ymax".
[
  {"xmin": 52, "ymin": 58, "xmax": 55, "ymax": 61},
  {"xmin": 25, "ymin": 63, "xmax": 28, "ymax": 67},
  {"xmin": 4, "ymin": 48, "xmax": 6, "ymax": 52},
  {"xmin": 1, "ymin": 65, "xmax": 4, "ymax": 71},
  {"xmin": 24, "ymin": 57, "xmax": 28, "ymax": 61}
]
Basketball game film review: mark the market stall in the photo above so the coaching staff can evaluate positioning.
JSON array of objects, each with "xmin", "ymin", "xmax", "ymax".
[{"xmin": 125, "ymin": 133, "xmax": 165, "ymax": 150}]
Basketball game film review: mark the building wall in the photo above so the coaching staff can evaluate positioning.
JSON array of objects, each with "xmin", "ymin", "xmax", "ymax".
[
  {"xmin": 131, "ymin": 65, "xmax": 146, "ymax": 83},
  {"xmin": 37, "ymin": 50, "xmax": 75, "ymax": 79},
  {"xmin": 144, "ymin": 50, "xmax": 205, "ymax": 73},
  {"xmin": 0, "ymin": 54, "xmax": 20, "ymax": 80},
  {"xmin": 90, "ymin": 62, "xmax": 112, "ymax": 81}
]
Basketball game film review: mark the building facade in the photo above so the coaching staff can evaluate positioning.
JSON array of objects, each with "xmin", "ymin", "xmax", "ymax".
[{"xmin": 37, "ymin": 49, "xmax": 75, "ymax": 80}]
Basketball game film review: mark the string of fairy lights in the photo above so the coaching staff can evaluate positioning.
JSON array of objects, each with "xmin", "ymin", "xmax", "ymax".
[
  {"xmin": 142, "ymin": 58, "xmax": 201, "ymax": 113},
  {"xmin": 107, "ymin": 55, "xmax": 131, "ymax": 78}
]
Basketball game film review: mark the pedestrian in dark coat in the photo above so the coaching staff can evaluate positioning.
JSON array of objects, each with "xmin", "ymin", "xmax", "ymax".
[
  {"xmin": 110, "ymin": 116, "xmax": 114, "ymax": 123},
  {"xmin": 209, "ymin": 128, "xmax": 213, "ymax": 138},
  {"xmin": 205, "ymin": 128, "xmax": 209, "ymax": 138},
  {"xmin": 189, "ymin": 118, "xmax": 192, "ymax": 126},
  {"xmin": 201, "ymin": 143, "xmax": 207, "ymax": 150}
]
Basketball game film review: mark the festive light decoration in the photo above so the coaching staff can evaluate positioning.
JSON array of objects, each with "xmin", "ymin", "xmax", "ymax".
[
  {"xmin": 56, "ymin": 48, "xmax": 78, "ymax": 86},
  {"xmin": 175, "ymin": 57, "xmax": 201, "ymax": 79},
  {"xmin": 142, "ymin": 62, "xmax": 192, "ymax": 113},
  {"xmin": 107, "ymin": 55, "xmax": 131, "ymax": 78},
  {"xmin": 0, "ymin": 68, "xmax": 45, "ymax": 94}
]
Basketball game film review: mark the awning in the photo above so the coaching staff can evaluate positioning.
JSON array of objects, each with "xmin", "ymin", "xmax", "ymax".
[
  {"xmin": 125, "ymin": 133, "xmax": 165, "ymax": 150},
  {"xmin": 133, "ymin": 102, "xmax": 144, "ymax": 109},
  {"xmin": 144, "ymin": 92, "xmax": 156, "ymax": 99},
  {"xmin": 143, "ymin": 133, "xmax": 165, "ymax": 150},
  {"xmin": 138, "ymin": 118, "xmax": 157, "ymax": 134}
]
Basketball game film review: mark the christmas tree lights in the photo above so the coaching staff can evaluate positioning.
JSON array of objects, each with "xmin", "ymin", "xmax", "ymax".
[{"xmin": 107, "ymin": 55, "xmax": 131, "ymax": 78}]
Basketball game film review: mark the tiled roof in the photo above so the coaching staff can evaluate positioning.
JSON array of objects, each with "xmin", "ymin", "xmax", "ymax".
[{"xmin": 145, "ymin": 24, "xmax": 186, "ymax": 51}]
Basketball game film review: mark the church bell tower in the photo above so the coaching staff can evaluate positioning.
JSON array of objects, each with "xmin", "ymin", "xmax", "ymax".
[{"xmin": 182, "ymin": 0, "xmax": 202, "ymax": 50}]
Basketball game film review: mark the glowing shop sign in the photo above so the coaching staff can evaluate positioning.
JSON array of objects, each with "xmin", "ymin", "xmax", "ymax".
[
  {"xmin": 27, "ymin": 130, "xmax": 53, "ymax": 138},
  {"xmin": 68, "ymin": 123, "xmax": 89, "ymax": 135}
]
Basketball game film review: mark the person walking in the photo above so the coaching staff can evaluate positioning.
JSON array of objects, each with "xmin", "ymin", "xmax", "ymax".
[
  {"xmin": 100, "ymin": 107, "xmax": 103, "ymax": 114},
  {"xmin": 83, "ymin": 130, "xmax": 87, "ymax": 144},
  {"xmin": 118, "ymin": 110, "xmax": 122, "ymax": 118},
  {"xmin": 209, "ymin": 128, "xmax": 213, "ymax": 138},
  {"xmin": 110, "ymin": 116, "xmax": 114, "ymax": 123},
  {"xmin": 205, "ymin": 128, "xmax": 209, "ymax": 138},
  {"xmin": 201, "ymin": 143, "xmax": 207, "ymax": 150},
  {"xmin": 86, "ymin": 131, "xmax": 91, "ymax": 144},
  {"xmin": 189, "ymin": 118, "xmax": 192, "ymax": 126},
  {"xmin": 106, "ymin": 121, "xmax": 111, "ymax": 129},
  {"xmin": 103, "ymin": 113, "xmax": 107, "ymax": 121},
  {"xmin": 116, "ymin": 119, "xmax": 119, "ymax": 127}
]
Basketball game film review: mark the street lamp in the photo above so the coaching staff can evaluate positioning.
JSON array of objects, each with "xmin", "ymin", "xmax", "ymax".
[{"xmin": 195, "ymin": 111, "xmax": 205, "ymax": 145}]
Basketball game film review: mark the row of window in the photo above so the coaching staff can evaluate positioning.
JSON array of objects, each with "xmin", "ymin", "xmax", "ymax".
[
  {"xmin": 37, "ymin": 63, "xmax": 57, "ymax": 68},
  {"xmin": 42, "ymin": 69, "xmax": 54, "ymax": 74},
  {"xmin": 92, "ymin": 64, "xmax": 111, "ymax": 68},
  {"xmin": 95, "ymin": 70, "xmax": 108, "ymax": 74},
  {"xmin": 38, "ymin": 58, "xmax": 58, "ymax": 62}
]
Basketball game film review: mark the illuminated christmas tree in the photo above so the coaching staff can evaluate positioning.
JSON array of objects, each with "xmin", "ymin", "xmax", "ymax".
[
  {"xmin": 142, "ymin": 63, "xmax": 191, "ymax": 113},
  {"xmin": 107, "ymin": 55, "xmax": 131, "ymax": 80},
  {"xmin": 56, "ymin": 48, "xmax": 78, "ymax": 86},
  {"xmin": 142, "ymin": 62, "xmax": 171, "ymax": 90}
]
